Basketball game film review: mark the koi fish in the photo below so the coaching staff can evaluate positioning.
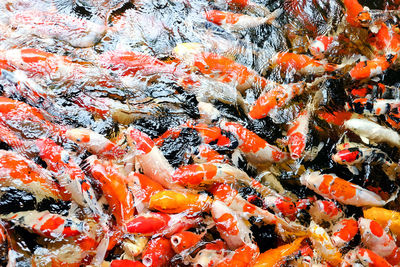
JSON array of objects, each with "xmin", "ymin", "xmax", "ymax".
[
  {"xmin": 309, "ymin": 200, "xmax": 343, "ymax": 224},
  {"xmin": 331, "ymin": 218, "xmax": 358, "ymax": 248},
  {"xmin": 86, "ymin": 156, "xmax": 135, "ymax": 226},
  {"xmin": 363, "ymin": 207, "xmax": 400, "ymax": 240},
  {"xmin": 0, "ymin": 149, "xmax": 69, "ymax": 201},
  {"xmin": 271, "ymin": 52, "xmax": 337, "ymax": 76},
  {"xmin": 141, "ymin": 237, "xmax": 175, "ymax": 267},
  {"xmin": 0, "ymin": 210, "xmax": 88, "ymax": 238},
  {"xmin": 309, "ymin": 221, "xmax": 342, "ymax": 266},
  {"xmin": 300, "ymin": 171, "xmax": 386, "ymax": 206},
  {"xmin": 345, "ymin": 98, "xmax": 400, "ymax": 116},
  {"xmin": 191, "ymin": 144, "xmax": 227, "ymax": 164},
  {"xmin": 332, "ymin": 142, "xmax": 398, "ymax": 180},
  {"xmin": 357, "ymin": 248, "xmax": 393, "ymax": 267},
  {"xmin": 248, "ymin": 82, "xmax": 306, "ymax": 120},
  {"xmin": 9, "ymin": 10, "xmax": 107, "ymax": 47},
  {"xmin": 349, "ymin": 54, "xmax": 397, "ymax": 80},
  {"xmin": 215, "ymin": 243, "xmax": 259, "ymax": 267},
  {"xmin": 220, "ymin": 121, "xmax": 289, "ymax": 164},
  {"xmin": 171, "ymin": 231, "xmax": 205, "ymax": 253},
  {"xmin": 344, "ymin": 118, "xmax": 400, "ymax": 147},
  {"xmin": 309, "ymin": 36, "xmax": 335, "ymax": 59},
  {"xmin": 110, "ymin": 260, "xmax": 146, "ymax": 267},
  {"xmin": 343, "ymin": 0, "xmax": 371, "ymax": 28},
  {"xmin": 35, "ymin": 138, "xmax": 103, "ymax": 215},
  {"xmin": 204, "ymin": 9, "xmax": 281, "ymax": 31},
  {"xmin": 66, "ymin": 128, "xmax": 125, "ymax": 159},
  {"xmin": 286, "ymin": 109, "xmax": 310, "ymax": 159},
  {"xmin": 359, "ymin": 217, "xmax": 400, "ymax": 265}
]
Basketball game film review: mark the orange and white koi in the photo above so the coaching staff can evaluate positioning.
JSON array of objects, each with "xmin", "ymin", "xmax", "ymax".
[
  {"xmin": 209, "ymin": 183, "xmax": 304, "ymax": 232},
  {"xmin": 86, "ymin": 156, "xmax": 135, "ymax": 226},
  {"xmin": 343, "ymin": 0, "xmax": 371, "ymax": 28},
  {"xmin": 191, "ymin": 240, "xmax": 228, "ymax": 267},
  {"xmin": 171, "ymin": 163, "xmax": 259, "ymax": 189},
  {"xmin": 192, "ymin": 144, "xmax": 227, "ymax": 164},
  {"xmin": 309, "ymin": 221, "xmax": 342, "ymax": 266},
  {"xmin": 248, "ymin": 82, "xmax": 306, "ymax": 120},
  {"xmin": 263, "ymin": 195, "xmax": 298, "ymax": 220},
  {"xmin": 286, "ymin": 109, "xmax": 310, "ymax": 159},
  {"xmin": 300, "ymin": 171, "xmax": 386, "ymax": 206},
  {"xmin": 141, "ymin": 237, "xmax": 175, "ymax": 267},
  {"xmin": 125, "ymin": 127, "xmax": 178, "ymax": 190},
  {"xmin": 270, "ymin": 52, "xmax": 337, "ymax": 76},
  {"xmin": 0, "ymin": 210, "xmax": 88, "ymax": 238},
  {"xmin": 0, "ymin": 149, "xmax": 69, "ymax": 201},
  {"xmin": 220, "ymin": 121, "xmax": 289, "ymax": 164},
  {"xmin": 356, "ymin": 248, "xmax": 393, "ymax": 267},
  {"xmin": 363, "ymin": 207, "xmax": 400, "ymax": 240},
  {"xmin": 332, "ymin": 142, "xmax": 398, "ymax": 180},
  {"xmin": 211, "ymin": 200, "xmax": 253, "ymax": 249},
  {"xmin": 9, "ymin": 10, "xmax": 107, "ymax": 47},
  {"xmin": 204, "ymin": 9, "xmax": 280, "ymax": 31},
  {"xmin": 309, "ymin": 200, "xmax": 343, "ymax": 224},
  {"xmin": 149, "ymin": 190, "xmax": 213, "ymax": 214},
  {"xmin": 170, "ymin": 231, "xmax": 204, "ymax": 253},
  {"xmin": 309, "ymin": 36, "xmax": 335, "ymax": 59},
  {"xmin": 359, "ymin": 217, "xmax": 400, "ymax": 265},
  {"xmin": 331, "ymin": 218, "xmax": 358, "ymax": 248},
  {"xmin": 35, "ymin": 138, "xmax": 102, "ymax": 215},
  {"xmin": 344, "ymin": 118, "xmax": 400, "ymax": 147},
  {"xmin": 98, "ymin": 50, "xmax": 179, "ymax": 79},
  {"xmin": 349, "ymin": 54, "xmax": 397, "ymax": 80},
  {"xmin": 215, "ymin": 243, "xmax": 259, "ymax": 267},
  {"xmin": 369, "ymin": 22, "xmax": 400, "ymax": 54},
  {"xmin": 66, "ymin": 128, "xmax": 125, "ymax": 160},
  {"xmin": 345, "ymin": 98, "xmax": 400, "ymax": 116},
  {"xmin": 110, "ymin": 260, "xmax": 146, "ymax": 267},
  {"xmin": 126, "ymin": 212, "xmax": 171, "ymax": 236},
  {"xmin": 175, "ymin": 51, "xmax": 272, "ymax": 93}
]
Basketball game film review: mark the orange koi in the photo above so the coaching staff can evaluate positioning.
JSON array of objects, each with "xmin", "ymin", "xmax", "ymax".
[
  {"xmin": 66, "ymin": 128, "xmax": 125, "ymax": 159},
  {"xmin": 343, "ymin": 0, "xmax": 371, "ymax": 27},
  {"xmin": 0, "ymin": 150, "xmax": 70, "ymax": 201},
  {"xmin": 149, "ymin": 190, "xmax": 213, "ymax": 214},
  {"xmin": 204, "ymin": 9, "xmax": 280, "ymax": 31},
  {"xmin": 110, "ymin": 260, "xmax": 146, "ymax": 267},
  {"xmin": 300, "ymin": 171, "xmax": 385, "ymax": 206},
  {"xmin": 248, "ymin": 82, "xmax": 306, "ymax": 120},
  {"xmin": 216, "ymin": 243, "xmax": 259, "ymax": 267},
  {"xmin": 1, "ymin": 210, "xmax": 87, "ymax": 238},
  {"xmin": 271, "ymin": 52, "xmax": 336, "ymax": 76},
  {"xmin": 357, "ymin": 248, "xmax": 393, "ymax": 267},
  {"xmin": 141, "ymin": 237, "xmax": 175, "ymax": 267},
  {"xmin": 126, "ymin": 212, "xmax": 171, "ymax": 236},
  {"xmin": 220, "ymin": 121, "xmax": 289, "ymax": 164},
  {"xmin": 349, "ymin": 54, "xmax": 397, "ymax": 80},
  {"xmin": 9, "ymin": 10, "xmax": 106, "ymax": 47},
  {"xmin": 35, "ymin": 138, "xmax": 102, "ymax": 215},
  {"xmin": 363, "ymin": 207, "xmax": 400, "ymax": 240},
  {"xmin": 170, "ymin": 231, "xmax": 204, "ymax": 253},
  {"xmin": 359, "ymin": 218, "xmax": 400, "ymax": 265},
  {"xmin": 86, "ymin": 156, "xmax": 135, "ymax": 226},
  {"xmin": 331, "ymin": 218, "xmax": 358, "ymax": 248}
]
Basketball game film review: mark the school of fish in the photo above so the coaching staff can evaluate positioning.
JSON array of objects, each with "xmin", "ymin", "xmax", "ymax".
[{"xmin": 1, "ymin": 0, "xmax": 400, "ymax": 266}]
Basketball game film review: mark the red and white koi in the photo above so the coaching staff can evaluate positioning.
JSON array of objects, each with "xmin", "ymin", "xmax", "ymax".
[
  {"xmin": 309, "ymin": 221, "xmax": 342, "ymax": 266},
  {"xmin": 110, "ymin": 260, "xmax": 146, "ymax": 267},
  {"xmin": 300, "ymin": 171, "xmax": 386, "ymax": 206},
  {"xmin": 263, "ymin": 196, "xmax": 297, "ymax": 220},
  {"xmin": 359, "ymin": 217, "xmax": 400, "ymax": 265},
  {"xmin": 9, "ymin": 10, "xmax": 107, "ymax": 47},
  {"xmin": 126, "ymin": 212, "xmax": 171, "ymax": 236},
  {"xmin": 0, "ymin": 149, "xmax": 69, "ymax": 201},
  {"xmin": 141, "ymin": 237, "xmax": 175, "ymax": 267},
  {"xmin": 0, "ymin": 210, "xmax": 88, "ymax": 238},
  {"xmin": 286, "ymin": 109, "xmax": 310, "ymax": 159},
  {"xmin": 331, "ymin": 218, "xmax": 358, "ymax": 248},
  {"xmin": 220, "ymin": 121, "xmax": 289, "ymax": 164},
  {"xmin": 343, "ymin": 0, "xmax": 371, "ymax": 28},
  {"xmin": 248, "ymin": 82, "xmax": 306, "ymax": 120},
  {"xmin": 66, "ymin": 128, "xmax": 125, "ymax": 160},
  {"xmin": 356, "ymin": 248, "xmax": 393, "ymax": 267},
  {"xmin": 85, "ymin": 156, "xmax": 135, "ymax": 226},
  {"xmin": 309, "ymin": 200, "xmax": 343, "ymax": 224},
  {"xmin": 191, "ymin": 144, "xmax": 227, "ymax": 164},
  {"xmin": 309, "ymin": 36, "xmax": 335, "ymax": 59},
  {"xmin": 211, "ymin": 200, "xmax": 253, "ymax": 249},
  {"xmin": 191, "ymin": 240, "xmax": 228, "ymax": 267},
  {"xmin": 35, "ymin": 138, "xmax": 103, "ymax": 215},
  {"xmin": 270, "ymin": 52, "xmax": 337, "ymax": 76},
  {"xmin": 215, "ymin": 243, "xmax": 259, "ymax": 267},
  {"xmin": 125, "ymin": 127, "xmax": 179, "ymax": 190},
  {"xmin": 204, "ymin": 9, "xmax": 281, "ymax": 31},
  {"xmin": 344, "ymin": 118, "xmax": 400, "ymax": 147},
  {"xmin": 349, "ymin": 54, "xmax": 397, "ymax": 80},
  {"xmin": 170, "ymin": 231, "xmax": 205, "ymax": 254}
]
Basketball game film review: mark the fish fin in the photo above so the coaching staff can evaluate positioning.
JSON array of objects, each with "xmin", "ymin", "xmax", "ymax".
[
  {"xmin": 360, "ymin": 135, "xmax": 370, "ymax": 144},
  {"xmin": 347, "ymin": 165, "xmax": 360, "ymax": 175}
]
